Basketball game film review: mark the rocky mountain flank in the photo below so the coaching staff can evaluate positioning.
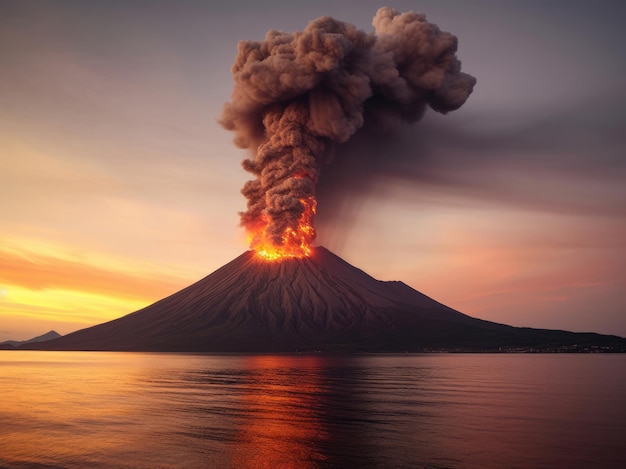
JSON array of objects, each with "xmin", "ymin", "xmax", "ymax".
[{"xmin": 24, "ymin": 247, "xmax": 626, "ymax": 352}]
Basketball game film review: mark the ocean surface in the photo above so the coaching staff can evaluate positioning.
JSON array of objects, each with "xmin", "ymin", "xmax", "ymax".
[{"xmin": 1, "ymin": 352, "xmax": 624, "ymax": 468}]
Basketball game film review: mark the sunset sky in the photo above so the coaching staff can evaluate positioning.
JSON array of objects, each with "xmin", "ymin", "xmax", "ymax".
[{"xmin": 2, "ymin": 0, "xmax": 625, "ymax": 341}]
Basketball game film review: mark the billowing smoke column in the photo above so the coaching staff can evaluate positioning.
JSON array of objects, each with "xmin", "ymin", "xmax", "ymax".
[{"xmin": 220, "ymin": 7, "xmax": 476, "ymax": 260}]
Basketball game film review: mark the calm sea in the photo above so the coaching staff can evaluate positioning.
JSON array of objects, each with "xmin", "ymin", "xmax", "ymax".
[{"xmin": 0, "ymin": 352, "xmax": 624, "ymax": 468}]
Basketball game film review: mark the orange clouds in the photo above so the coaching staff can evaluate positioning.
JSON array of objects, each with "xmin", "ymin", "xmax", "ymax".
[
  {"xmin": 0, "ymin": 239, "xmax": 193, "ymax": 340},
  {"xmin": 1, "ymin": 243, "xmax": 184, "ymax": 301}
]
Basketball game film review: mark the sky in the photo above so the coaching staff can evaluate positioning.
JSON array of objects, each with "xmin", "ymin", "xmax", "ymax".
[{"xmin": 1, "ymin": 0, "xmax": 625, "ymax": 341}]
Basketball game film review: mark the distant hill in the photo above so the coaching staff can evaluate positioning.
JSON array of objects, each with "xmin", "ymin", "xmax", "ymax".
[
  {"xmin": 1, "ymin": 330, "xmax": 62, "ymax": 349},
  {"xmin": 20, "ymin": 247, "xmax": 626, "ymax": 353}
]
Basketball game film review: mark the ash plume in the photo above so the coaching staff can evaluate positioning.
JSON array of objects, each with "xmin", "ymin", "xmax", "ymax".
[{"xmin": 220, "ymin": 7, "xmax": 476, "ymax": 248}]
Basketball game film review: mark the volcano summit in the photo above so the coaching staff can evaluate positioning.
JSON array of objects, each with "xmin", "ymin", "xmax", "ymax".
[{"xmin": 27, "ymin": 247, "xmax": 625, "ymax": 352}]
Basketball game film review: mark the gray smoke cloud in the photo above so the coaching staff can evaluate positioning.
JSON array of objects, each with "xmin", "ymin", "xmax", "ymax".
[{"xmin": 220, "ymin": 7, "xmax": 476, "ymax": 248}]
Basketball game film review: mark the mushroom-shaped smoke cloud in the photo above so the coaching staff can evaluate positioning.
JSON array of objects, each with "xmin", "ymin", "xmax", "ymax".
[{"xmin": 220, "ymin": 7, "xmax": 476, "ymax": 256}]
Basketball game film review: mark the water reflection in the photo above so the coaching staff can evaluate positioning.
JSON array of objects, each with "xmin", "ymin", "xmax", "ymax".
[
  {"xmin": 230, "ymin": 356, "xmax": 328, "ymax": 468},
  {"xmin": 174, "ymin": 355, "xmax": 451, "ymax": 467},
  {"xmin": 1, "ymin": 353, "xmax": 625, "ymax": 468}
]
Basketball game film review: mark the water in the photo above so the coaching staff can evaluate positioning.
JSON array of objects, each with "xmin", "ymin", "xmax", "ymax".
[{"xmin": 1, "ymin": 352, "xmax": 624, "ymax": 468}]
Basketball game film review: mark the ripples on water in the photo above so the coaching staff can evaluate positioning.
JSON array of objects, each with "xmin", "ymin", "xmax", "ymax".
[{"xmin": 1, "ymin": 352, "xmax": 624, "ymax": 468}]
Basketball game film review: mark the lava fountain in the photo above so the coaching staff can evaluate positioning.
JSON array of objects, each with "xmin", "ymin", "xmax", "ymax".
[{"xmin": 251, "ymin": 194, "xmax": 317, "ymax": 261}]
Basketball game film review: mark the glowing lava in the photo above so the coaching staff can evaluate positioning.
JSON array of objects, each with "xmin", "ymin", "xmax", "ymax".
[{"xmin": 251, "ymin": 197, "xmax": 316, "ymax": 261}]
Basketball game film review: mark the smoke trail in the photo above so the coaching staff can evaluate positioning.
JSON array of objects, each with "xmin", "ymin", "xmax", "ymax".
[{"xmin": 220, "ymin": 7, "xmax": 476, "ymax": 250}]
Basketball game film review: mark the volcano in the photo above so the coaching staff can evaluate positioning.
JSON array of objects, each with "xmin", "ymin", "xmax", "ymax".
[{"xmin": 26, "ymin": 247, "xmax": 625, "ymax": 352}]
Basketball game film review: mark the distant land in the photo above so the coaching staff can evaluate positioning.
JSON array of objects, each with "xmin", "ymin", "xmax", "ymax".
[
  {"xmin": 1, "ymin": 330, "xmax": 62, "ymax": 350},
  {"xmin": 17, "ymin": 247, "xmax": 626, "ymax": 353}
]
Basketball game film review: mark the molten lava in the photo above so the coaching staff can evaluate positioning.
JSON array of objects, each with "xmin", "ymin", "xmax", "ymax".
[{"xmin": 251, "ymin": 197, "xmax": 317, "ymax": 261}]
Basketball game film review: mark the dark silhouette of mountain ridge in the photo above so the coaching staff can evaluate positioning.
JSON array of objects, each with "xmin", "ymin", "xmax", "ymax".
[
  {"xmin": 22, "ymin": 247, "xmax": 626, "ymax": 352},
  {"xmin": 1, "ymin": 330, "xmax": 61, "ymax": 349}
]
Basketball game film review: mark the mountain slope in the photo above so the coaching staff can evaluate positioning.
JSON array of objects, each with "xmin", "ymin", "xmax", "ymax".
[
  {"xmin": 0, "ymin": 330, "xmax": 61, "ymax": 349},
  {"xmin": 24, "ymin": 247, "xmax": 626, "ymax": 352}
]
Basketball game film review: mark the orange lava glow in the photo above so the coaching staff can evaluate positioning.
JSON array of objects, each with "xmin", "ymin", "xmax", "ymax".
[{"xmin": 251, "ymin": 197, "xmax": 316, "ymax": 261}]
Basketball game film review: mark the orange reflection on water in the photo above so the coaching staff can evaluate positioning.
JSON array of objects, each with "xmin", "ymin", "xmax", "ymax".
[
  {"xmin": 231, "ymin": 355, "xmax": 329, "ymax": 469},
  {"xmin": 0, "ymin": 352, "xmax": 162, "ymax": 466}
]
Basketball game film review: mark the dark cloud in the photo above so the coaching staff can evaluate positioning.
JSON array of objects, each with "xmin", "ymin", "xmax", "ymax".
[
  {"xmin": 315, "ymin": 97, "xmax": 626, "ymax": 248},
  {"xmin": 220, "ymin": 7, "xmax": 475, "ymax": 250}
]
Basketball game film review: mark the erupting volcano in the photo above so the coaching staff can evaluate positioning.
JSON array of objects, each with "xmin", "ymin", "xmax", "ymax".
[{"xmin": 23, "ymin": 9, "xmax": 626, "ymax": 352}]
